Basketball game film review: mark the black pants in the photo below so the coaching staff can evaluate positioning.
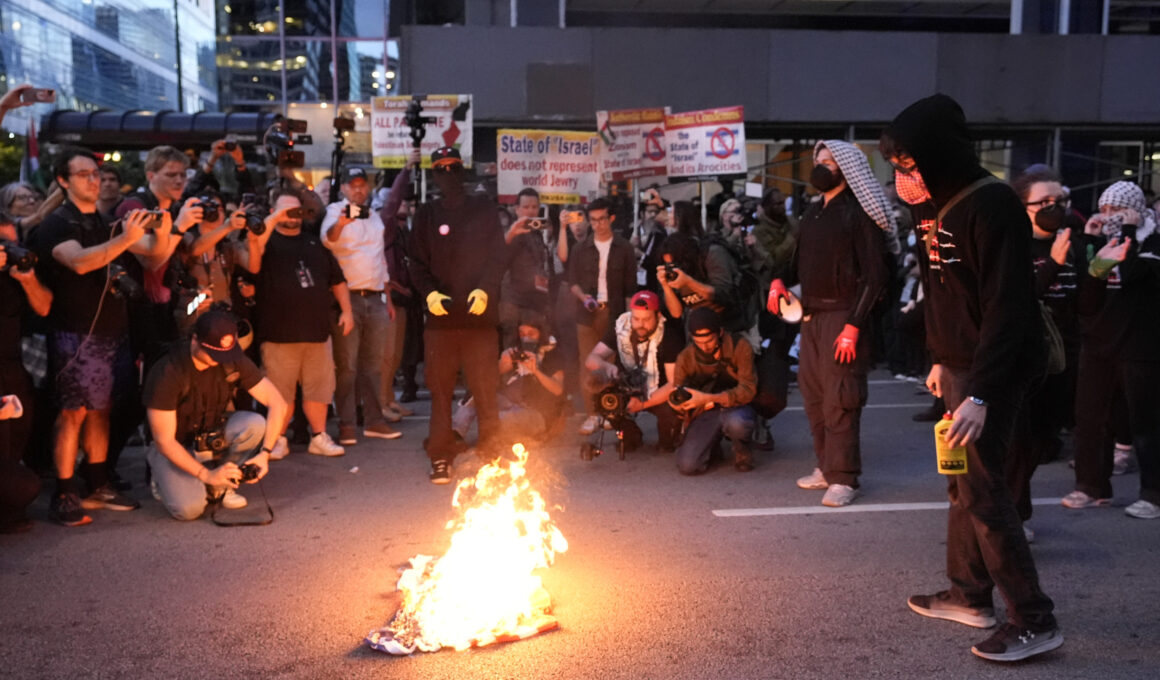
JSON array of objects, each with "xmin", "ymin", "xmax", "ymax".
[
  {"xmin": 423, "ymin": 327, "xmax": 500, "ymax": 463},
  {"xmin": 1005, "ymin": 366, "xmax": 1069, "ymax": 521},
  {"xmin": 941, "ymin": 366, "xmax": 1056, "ymax": 631},
  {"xmin": 798, "ymin": 310, "xmax": 868, "ymax": 487},
  {"xmin": 1072, "ymin": 348, "xmax": 1128, "ymax": 500}
]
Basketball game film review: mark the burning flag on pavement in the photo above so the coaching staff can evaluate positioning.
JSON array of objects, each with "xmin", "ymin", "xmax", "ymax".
[{"xmin": 367, "ymin": 444, "xmax": 568, "ymax": 654}]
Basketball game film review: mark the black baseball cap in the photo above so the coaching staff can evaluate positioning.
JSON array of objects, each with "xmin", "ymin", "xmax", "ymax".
[
  {"xmin": 687, "ymin": 306, "xmax": 722, "ymax": 336},
  {"xmin": 341, "ymin": 167, "xmax": 368, "ymax": 184},
  {"xmin": 194, "ymin": 310, "xmax": 245, "ymax": 363},
  {"xmin": 431, "ymin": 146, "xmax": 463, "ymax": 170}
]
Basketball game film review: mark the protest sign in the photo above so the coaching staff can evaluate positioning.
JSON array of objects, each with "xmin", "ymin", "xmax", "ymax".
[
  {"xmin": 595, "ymin": 107, "xmax": 668, "ymax": 182},
  {"xmin": 497, "ymin": 129, "xmax": 602, "ymax": 204},
  {"xmin": 665, "ymin": 106, "xmax": 747, "ymax": 181},
  {"xmin": 371, "ymin": 95, "xmax": 473, "ymax": 169}
]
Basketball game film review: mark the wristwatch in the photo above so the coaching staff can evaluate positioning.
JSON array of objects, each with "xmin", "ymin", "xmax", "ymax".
[{"xmin": 967, "ymin": 396, "xmax": 987, "ymax": 407}]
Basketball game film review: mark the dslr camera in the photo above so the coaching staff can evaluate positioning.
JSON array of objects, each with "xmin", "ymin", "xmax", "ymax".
[
  {"xmin": 194, "ymin": 428, "xmax": 228, "ymax": 454},
  {"xmin": 0, "ymin": 240, "xmax": 37, "ymax": 272},
  {"xmin": 107, "ymin": 263, "xmax": 142, "ymax": 299},
  {"xmin": 580, "ymin": 367, "xmax": 648, "ymax": 461},
  {"xmin": 194, "ymin": 197, "xmax": 220, "ymax": 223}
]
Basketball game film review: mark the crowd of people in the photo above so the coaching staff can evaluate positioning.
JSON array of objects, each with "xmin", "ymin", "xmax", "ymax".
[{"xmin": 2, "ymin": 84, "xmax": 1158, "ymax": 660}]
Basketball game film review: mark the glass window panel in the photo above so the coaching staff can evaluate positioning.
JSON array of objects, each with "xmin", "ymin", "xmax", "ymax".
[
  {"xmin": 285, "ymin": 39, "xmax": 334, "ymax": 102},
  {"xmin": 216, "ymin": 39, "xmax": 285, "ymax": 104},
  {"xmin": 337, "ymin": 0, "xmax": 386, "ymax": 38},
  {"xmin": 283, "ymin": 1, "xmax": 332, "ymax": 37},
  {"xmin": 336, "ymin": 40, "xmax": 386, "ymax": 102},
  {"xmin": 218, "ymin": 0, "xmax": 282, "ymax": 37}
]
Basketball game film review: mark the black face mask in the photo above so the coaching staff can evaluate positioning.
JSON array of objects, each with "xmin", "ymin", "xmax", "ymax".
[
  {"xmin": 1034, "ymin": 203, "xmax": 1066, "ymax": 232},
  {"xmin": 809, "ymin": 165, "xmax": 843, "ymax": 193}
]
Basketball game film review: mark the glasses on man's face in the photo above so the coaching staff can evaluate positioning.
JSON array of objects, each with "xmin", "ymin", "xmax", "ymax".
[
  {"xmin": 12, "ymin": 193, "xmax": 38, "ymax": 204},
  {"xmin": 589, "ymin": 214, "xmax": 611, "ymax": 224},
  {"xmin": 70, "ymin": 170, "xmax": 101, "ymax": 182},
  {"xmin": 1025, "ymin": 197, "xmax": 1070, "ymax": 211}
]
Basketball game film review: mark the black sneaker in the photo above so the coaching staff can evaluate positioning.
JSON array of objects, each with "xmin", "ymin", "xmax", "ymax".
[
  {"xmin": 429, "ymin": 460, "xmax": 451, "ymax": 485},
  {"xmin": 908, "ymin": 591, "xmax": 997, "ymax": 629},
  {"xmin": 971, "ymin": 623, "xmax": 1063, "ymax": 662},
  {"xmin": 51, "ymin": 492, "xmax": 93, "ymax": 527},
  {"xmin": 82, "ymin": 484, "xmax": 141, "ymax": 511}
]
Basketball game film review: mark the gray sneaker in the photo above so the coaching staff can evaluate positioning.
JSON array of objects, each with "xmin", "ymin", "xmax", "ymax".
[
  {"xmin": 796, "ymin": 467, "xmax": 827, "ymax": 490},
  {"xmin": 1125, "ymin": 499, "xmax": 1160, "ymax": 519},
  {"xmin": 971, "ymin": 623, "xmax": 1063, "ymax": 662},
  {"xmin": 822, "ymin": 483, "xmax": 859, "ymax": 507},
  {"xmin": 908, "ymin": 592, "xmax": 997, "ymax": 629},
  {"xmin": 82, "ymin": 484, "xmax": 141, "ymax": 511}
]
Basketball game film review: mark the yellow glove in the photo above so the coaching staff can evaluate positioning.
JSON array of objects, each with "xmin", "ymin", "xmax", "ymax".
[
  {"xmin": 426, "ymin": 291, "xmax": 452, "ymax": 316},
  {"xmin": 466, "ymin": 288, "xmax": 488, "ymax": 316}
]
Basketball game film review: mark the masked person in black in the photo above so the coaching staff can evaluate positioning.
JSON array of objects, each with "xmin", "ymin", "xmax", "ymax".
[
  {"xmin": 767, "ymin": 140, "xmax": 891, "ymax": 507},
  {"xmin": 409, "ymin": 147, "xmax": 506, "ymax": 484},
  {"xmin": 881, "ymin": 94, "xmax": 1062, "ymax": 663},
  {"xmin": 1062, "ymin": 181, "xmax": 1160, "ymax": 520}
]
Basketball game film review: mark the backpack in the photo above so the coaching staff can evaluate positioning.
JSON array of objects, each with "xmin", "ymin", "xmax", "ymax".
[
  {"xmin": 699, "ymin": 233, "xmax": 760, "ymax": 331},
  {"xmin": 927, "ymin": 176, "xmax": 1066, "ymax": 377}
]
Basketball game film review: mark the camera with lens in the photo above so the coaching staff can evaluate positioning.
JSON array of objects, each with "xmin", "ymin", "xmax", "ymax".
[
  {"xmin": 195, "ymin": 197, "xmax": 220, "ymax": 223},
  {"xmin": 0, "ymin": 239, "xmax": 37, "ymax": 272},
  {"xmin": 594, "ymin": 367, "xmax": 648, "ymax": 423},
  {"xmin": 194, "ymin": 429, "xmax": 228, "ymax": 454},
  {"xmin": 663, "ymin": 263, "xmax": 678, "ymax": 282},
  {"xmin": 264, "ymin": 119, "xmax": 307, "ymax": 168},
  {"xmin": 403, "ymin": 98, "xmax": 437, "ymax": 148},
  {"xmin": 242, "ymin": 205, "xmax": 268, "ymax": 235},
  {"xmin": 107, "ymin": 263, "xmax": 141, "ymax": 300},
  {"xmin": 237, "ymin": 463, "xmax": 260, "ymax": 483},
  {"xmin": 668, "ymin": 385, "xmax": 693, "ymax": 408}
]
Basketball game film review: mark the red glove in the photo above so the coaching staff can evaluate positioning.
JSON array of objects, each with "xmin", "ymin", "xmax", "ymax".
[
  {"xmin": 766, "ymin": 279, "xmax": 789, "ymax": 314},
  {"xmin": 833, "ymin": 324, "xmax": 859, "ymax": 364}
]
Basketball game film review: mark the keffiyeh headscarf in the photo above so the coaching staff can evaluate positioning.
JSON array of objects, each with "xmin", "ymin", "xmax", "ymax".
[
  {"xmin": 815, "ymin": 140, "xmax": 901, "ymax": 255},
  {"xmin": 1098, "ymin": 181, "xmax": 1157, "ymax": 241}
]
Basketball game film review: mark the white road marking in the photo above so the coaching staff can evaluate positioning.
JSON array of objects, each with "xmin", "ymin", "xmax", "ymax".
[{"xmin": 714, "ymin": 498, "xmax": 1059, "ymax": 517}]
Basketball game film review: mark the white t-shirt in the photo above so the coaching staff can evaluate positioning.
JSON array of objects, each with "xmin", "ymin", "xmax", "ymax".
[{"xmin": 594, "ymin": 237, "xmax": 612, "ymax": 303}]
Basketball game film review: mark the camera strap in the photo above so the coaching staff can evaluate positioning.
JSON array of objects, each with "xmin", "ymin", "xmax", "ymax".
[{"xmin": 209, "ymin": 478, "xmax": 275, "ymax": 527}]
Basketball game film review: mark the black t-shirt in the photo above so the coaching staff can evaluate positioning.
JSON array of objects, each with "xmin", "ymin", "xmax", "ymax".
[
  {"xmin": 143, "ymin": 341, "xmax": 264, "ymax": 446},
  {"xmin": 601, "ymin": 316, "xmax": 685, "ymax": 388},
  {"xmin": 502, "ymin": 345, "xmax": 565, "ymax": 420},
  {"xmin": 254, "ymin": 230, "xmax": 345, "ymax": 343},
  {"xmin": 0, "ymin": 277, "xmax": 25, "ymax": 361},
  {"xmin": 32, "ymin": 203, "xmax": 131, "ymax": 337}
]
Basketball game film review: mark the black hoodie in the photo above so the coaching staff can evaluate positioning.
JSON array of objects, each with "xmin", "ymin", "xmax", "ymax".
[{"xmin": 885, "ymin": 95, "xmax": 1044, "ymax": 403}]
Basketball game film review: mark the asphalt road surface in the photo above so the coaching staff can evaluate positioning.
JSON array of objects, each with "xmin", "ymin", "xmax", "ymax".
[{"xmin": 3, "ymin": 372, "xmax": 1157, "ymax": 679}]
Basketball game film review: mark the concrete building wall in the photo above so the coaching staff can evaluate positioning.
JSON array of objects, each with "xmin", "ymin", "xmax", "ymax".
[{"xmin": 401, "ymin": 25, "xmax": 1160, "ymax": 126}]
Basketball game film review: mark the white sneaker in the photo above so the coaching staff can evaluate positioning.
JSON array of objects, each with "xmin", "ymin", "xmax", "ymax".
[
  {"xmin": 1112, "ymin": 446, "xmax": 1135, "ymax": 475},
  {"xmin": 1125, "ymin": 499, "xmax": 1160, "ymax": 519},
  {"xmin": 822, "ymin": 484, "xmax": 859, "ymax": 507},
  {"xmin": 796, "ymin": 467, "xmax": 828, "ymax": 490},
  {"xmin": 577, "ymin": 415, "xmax": 602, "ymax": 436},
  {"xmin": 268, "ymin": 435, "xmax": 289, "ymax": 461},
  {"xmin": 221, "ymin": 488, "xmax": 248, "ymax": 510},
  {"xmin": 1061, "ymin": 490, "xmax": 1110, "ymax": 509},
  {"xmin": 308, "ymin": 432, "xmax": 346, "ymax": 457}
]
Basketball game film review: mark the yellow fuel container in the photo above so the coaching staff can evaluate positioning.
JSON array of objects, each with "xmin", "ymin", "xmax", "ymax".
[{"xmin": 934, "ymin": 412, "xmax": 968, "ymax": 475}]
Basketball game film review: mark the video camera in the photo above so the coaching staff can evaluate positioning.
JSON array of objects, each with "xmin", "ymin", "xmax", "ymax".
[
  {"xmin": 581, "ymin": 367, "xmax": 648, "ymax": 461},
  {"xmin": 403, "ymin": 97, "xmax": 436, "ymax": 149},
  {"xmin": 0, "ymin": 240, "xmax": 37, "ymax": 272},
  {"xmin": 264, "ymin": 118, "xmax": 308, "ymax": 168}
]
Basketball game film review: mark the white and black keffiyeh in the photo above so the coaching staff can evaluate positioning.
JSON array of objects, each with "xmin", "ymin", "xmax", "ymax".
[
  {"xmin": 613, "ymin": 311, "xmax": 665, "ymax": 399},
  {"xmin": 815, "ymin": 140, "xmax": 901, "ymax": 255},
  {"xmin": 1098, "ymin": 181, "xmax": 1157, "ymax": 242}
]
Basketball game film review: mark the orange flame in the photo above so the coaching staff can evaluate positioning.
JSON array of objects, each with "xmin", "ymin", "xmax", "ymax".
[{"xmin": 372, "ymin": 444, "xmax": 568, "ymax": 653}]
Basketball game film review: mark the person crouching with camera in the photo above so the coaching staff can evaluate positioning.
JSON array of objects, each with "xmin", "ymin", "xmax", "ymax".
[
  {"xmin": 583, "ymin": 291, "xmax": 685, "ymax": 451},
  {"xmin": 452, "ymin": 311, "xmax": 566, "ymax": 444},
  {"xmin": 143, "ymin": 310, "xmax": 288, "ymax": 520},
  {"xmin": 671, "ymin": 307, "xmax": 758, "ymax": 474}
]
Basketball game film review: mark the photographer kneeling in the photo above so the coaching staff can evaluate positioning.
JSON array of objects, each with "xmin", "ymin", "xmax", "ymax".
[
  {"xmin": 671, "ymin": 307, "xmax": 758, "ymax": 474},
  {"xmin": 144, "ymin": 310, "xmax": 288, "ymax": 520},
  {"xmin": 583, "ymin": 291, "xmax": 685, "ymax": 451},
  {"xmin": 452, "ymin": 312, "xmax": 566, "ymax": 444}
]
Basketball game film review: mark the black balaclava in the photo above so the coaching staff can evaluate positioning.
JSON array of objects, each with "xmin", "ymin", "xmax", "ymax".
[{"xmin": 883, "ymin": 94, "xmax": 988, "ymax": 210}]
